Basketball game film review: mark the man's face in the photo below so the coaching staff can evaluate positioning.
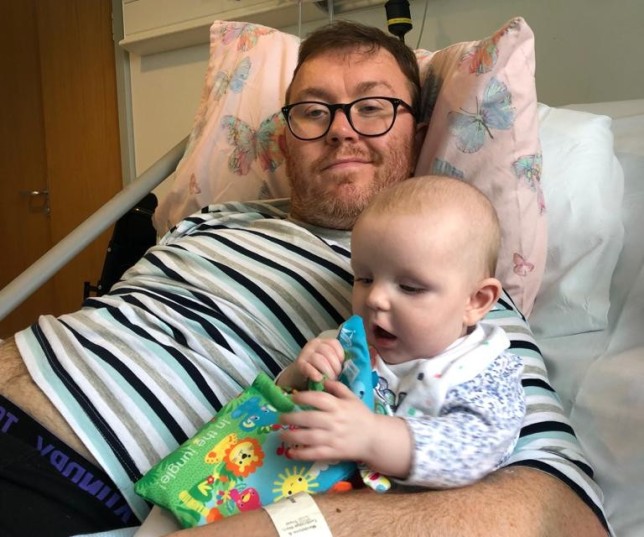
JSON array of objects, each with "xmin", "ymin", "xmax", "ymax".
[{"xmin": 284, "ymin": 47, "xmax": 418, "ymax": 230}]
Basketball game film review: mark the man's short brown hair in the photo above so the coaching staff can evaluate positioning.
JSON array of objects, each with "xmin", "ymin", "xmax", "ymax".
[{"xmin": 285, "ymin": 20, "xmax": 421, "ymax": 117}]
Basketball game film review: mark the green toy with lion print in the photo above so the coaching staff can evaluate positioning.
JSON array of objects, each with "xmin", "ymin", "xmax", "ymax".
[{"xmin": 134, "ymin": 315, "xmax": 373, "ymax": 528}]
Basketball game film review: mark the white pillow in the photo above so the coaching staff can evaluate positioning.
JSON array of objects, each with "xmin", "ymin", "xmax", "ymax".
[{"xmin": 530, "ymin": 104, "xmax": 624, "ymax": 337}]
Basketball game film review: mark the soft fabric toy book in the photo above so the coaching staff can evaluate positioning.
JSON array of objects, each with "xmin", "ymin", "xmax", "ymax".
[{"xmin": 135, "ymin": 315, "xmax": 373, "ymax": 528}]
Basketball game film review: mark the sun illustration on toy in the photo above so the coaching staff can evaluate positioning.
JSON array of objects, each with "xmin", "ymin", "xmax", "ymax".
[{"xmin": 272, "ymin": 467, "xmax": 320, "ymax": 502}]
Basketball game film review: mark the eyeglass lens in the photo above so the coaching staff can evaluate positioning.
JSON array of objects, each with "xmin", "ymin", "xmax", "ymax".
[{"xmin": 286, "ymin": 97, "xmax": 400, "ymax": 140}]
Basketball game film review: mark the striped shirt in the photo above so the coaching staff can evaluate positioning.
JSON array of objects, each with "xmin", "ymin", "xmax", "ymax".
[{"xmin": 16, "ymin": 199, "xmax": 609, "ymax": 531}]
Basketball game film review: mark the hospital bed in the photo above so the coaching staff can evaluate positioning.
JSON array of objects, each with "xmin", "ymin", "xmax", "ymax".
[
  {"xmin": 1, "ymin": 12, "xmax": 643, "ymax": 537},
  {"xmin": 137, "ymin": 92, "xmax": 644, "ymax": 537}
]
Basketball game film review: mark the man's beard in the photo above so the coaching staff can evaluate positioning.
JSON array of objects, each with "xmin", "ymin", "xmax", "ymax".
[
  {"xmin": 286, "ymin": 140, "xmax": 416, "ymax": 230},
  {"xmin": 301, "ymin": 180, "xmax": 369, "ymax": 230}
]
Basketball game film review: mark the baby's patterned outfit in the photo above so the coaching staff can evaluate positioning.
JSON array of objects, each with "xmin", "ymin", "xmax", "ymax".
[{"xmin": 372, "ymin": 322, "xmax": 525, "ymax": 488}]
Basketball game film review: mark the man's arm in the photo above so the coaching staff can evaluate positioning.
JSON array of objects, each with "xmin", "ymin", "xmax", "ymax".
[
  {"xmin": 1, "ymin": 330, "xmax": 609, "ymax": 537},
  {"xmin": 0, "ymin": 337, "xmax": 99, "ymax": 466},
  {"xmin": 166, "ymin": 466, "xmax": 608, "ymax": 537}
]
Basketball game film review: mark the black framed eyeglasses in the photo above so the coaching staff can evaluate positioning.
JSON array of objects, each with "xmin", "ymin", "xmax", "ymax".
[{"xmin": 281, "ymin": 96, "xmax": 415, "ymax": 141}]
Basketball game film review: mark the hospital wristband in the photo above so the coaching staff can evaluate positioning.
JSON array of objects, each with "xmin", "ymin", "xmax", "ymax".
[{"xmin": 263, "ymin": 492, "xmax": 333, "ymax": 537}]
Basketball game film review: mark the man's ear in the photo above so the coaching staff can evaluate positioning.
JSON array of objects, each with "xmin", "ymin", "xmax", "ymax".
[
  {"xmin": 414, "ymin": 121, "xmax": 428, "ymax": 157},
  {"xmin": 463, "ymin": 277, "xmax": 503, "ymax": 326}
]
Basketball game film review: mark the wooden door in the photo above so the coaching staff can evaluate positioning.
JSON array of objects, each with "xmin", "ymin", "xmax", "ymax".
[{"xmin": 0, "ymin": 0, "xmax": 123, "ymax": 338}]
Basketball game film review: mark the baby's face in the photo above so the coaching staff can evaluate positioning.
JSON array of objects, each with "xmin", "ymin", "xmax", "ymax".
[{"xmin": 351, "ymin": 212, "xmax": 476, "ymax": 364}]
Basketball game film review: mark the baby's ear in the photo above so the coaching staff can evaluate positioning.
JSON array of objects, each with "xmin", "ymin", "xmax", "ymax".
[{"xmin": 463, "ymin": 277, "xmax": 502, "ymax": 326}]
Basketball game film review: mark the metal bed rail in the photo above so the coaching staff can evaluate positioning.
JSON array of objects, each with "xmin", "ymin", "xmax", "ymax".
[{"xmin": 0, "ymin": 136, "xmax": 188, "ymax": 321}]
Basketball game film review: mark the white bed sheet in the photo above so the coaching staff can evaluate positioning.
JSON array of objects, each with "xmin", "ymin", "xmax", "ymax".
[{"xmin": 538, "ymin": 99, "xmax": 644, "ymax": 537}]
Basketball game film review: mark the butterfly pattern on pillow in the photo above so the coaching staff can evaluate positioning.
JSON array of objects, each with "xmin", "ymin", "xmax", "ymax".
[
  {"xmin": 512, "ymin": 253, "xmax": 535, "ymax": 277},
  {"xmin": 220, "ymin": 113, "xmax": 286, "ymax": 176},
  {"xmin": 461, "ymin": 31, "xmax": 501, "ymax": 75},
  {"xmin": 432, "ymin": 158, "xmax": 465, "ymax": 180},
  {"xmin": 461, "ymin": 17, "xmax": 521, "ymax": 75},
  {"xmin": 513, "ymin": 153, "xmax": 546, "ymax": 214},
  {"xmin": 212, "ymin": 57, "xmax": 252, "ymax": 102},
  {"xmin": 189, "ymin": 173, "xmax": 202, "ymax": 195},
  {"xmin": 448, "ymin": 77, "xmax": 515, "ymax": 154},
  {"xmin": 213, "ymin": 22, "xmax": 274, "ymax": 51}
]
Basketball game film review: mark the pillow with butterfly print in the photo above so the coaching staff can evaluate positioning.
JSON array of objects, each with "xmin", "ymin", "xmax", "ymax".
[
  {"xmin": 414, "ymin": 17, "xmax": 546, "ymax": 316},
  {"xmin": 152, "ymin": 21, "xmax": 298, "ymax": 235}
]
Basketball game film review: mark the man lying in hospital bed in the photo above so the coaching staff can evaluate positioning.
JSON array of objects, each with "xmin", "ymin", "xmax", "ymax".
[{"xmin": 4, "ymin": 15, "xmax": 639, "ymax": 537}]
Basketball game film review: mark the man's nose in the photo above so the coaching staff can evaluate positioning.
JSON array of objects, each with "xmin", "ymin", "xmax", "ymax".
[{"xmin": 325, "ymin": 109, "xmax": 358, "ymax": 142}]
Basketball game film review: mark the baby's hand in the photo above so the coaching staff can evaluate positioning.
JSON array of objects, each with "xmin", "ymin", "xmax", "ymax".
[
  {"xmin": 280, "ymin": 380, "xmax": 377, "ymax": 464},
  {"xmin": 297, "ymin": 337, "xmax": 344, "ymax": 384},
  {"xmin": 278, "ymin": 338, "xmax": 344, "ymax": 390}
]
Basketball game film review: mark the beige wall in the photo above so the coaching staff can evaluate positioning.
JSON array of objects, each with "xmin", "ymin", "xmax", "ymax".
[{"xmin": 121, "ymin": 0, "xmax": 644, "ymax": 183}]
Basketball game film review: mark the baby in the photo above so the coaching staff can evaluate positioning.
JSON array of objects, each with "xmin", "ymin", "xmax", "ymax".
[{"xmin": 277, "ymin": 175, "xmax": 526, "ymax": 488}]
